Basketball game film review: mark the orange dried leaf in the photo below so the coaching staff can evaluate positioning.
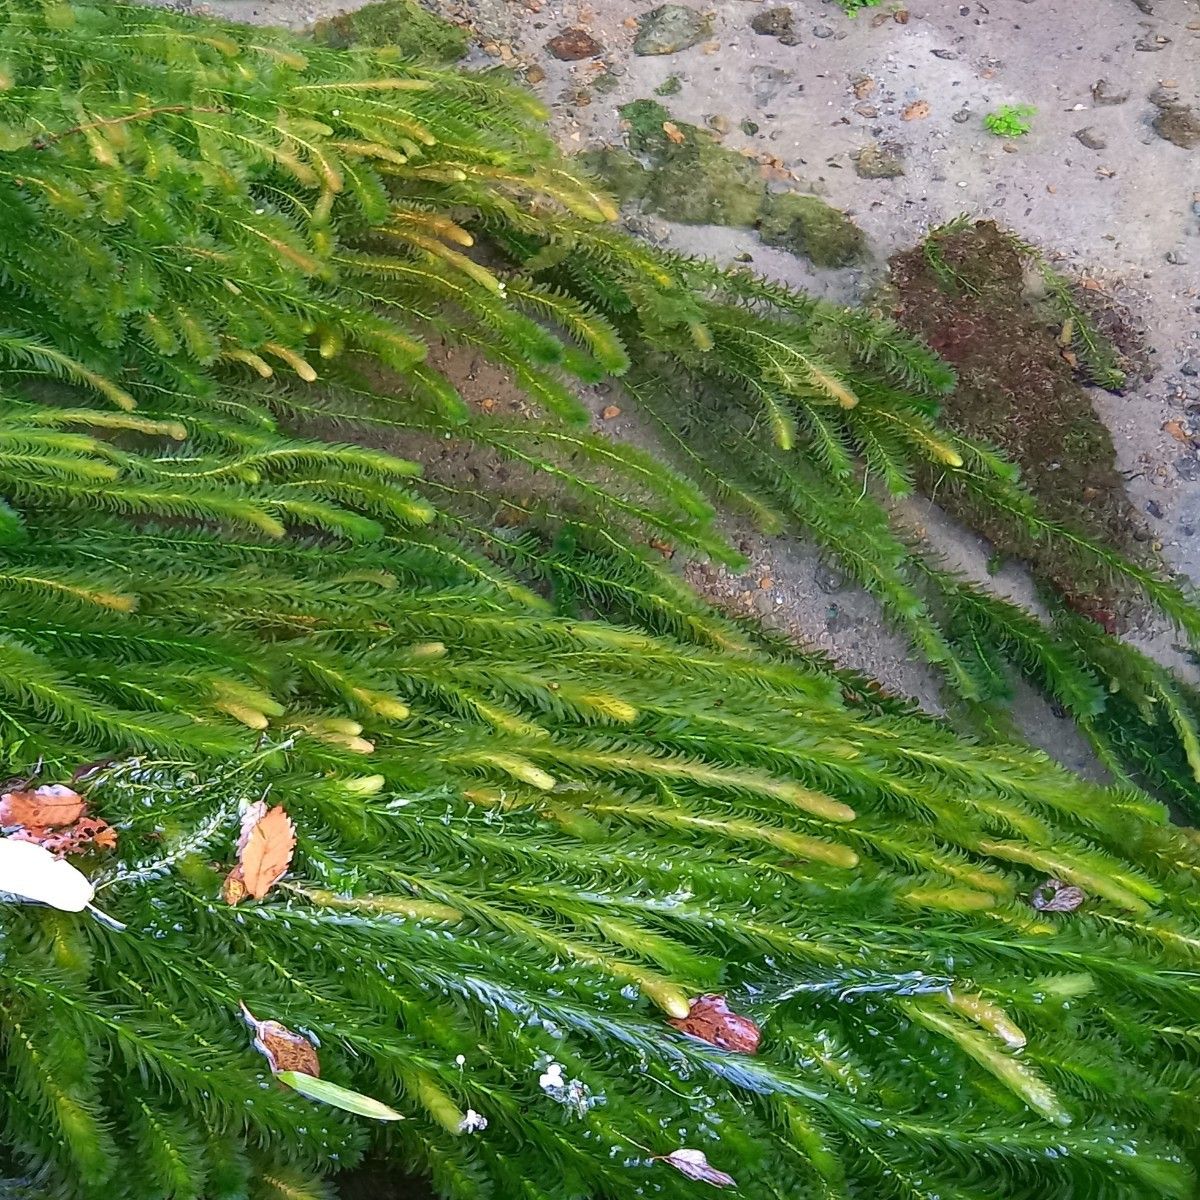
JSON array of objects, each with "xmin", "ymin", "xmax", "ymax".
[
  {"xmin": 601, "ymin": 405, "xmax": 621, "ymax": 420},
  {"xmin": 222, "ymin": 866, "xmax": 249, "ymax": 905},
  {"xmin": 662, "ymin": 121, "xmax": 685, "ymax": 145},
  {"xmin": 240, "ymin": 1002, "xmax": 320, "ymax": 1076},
  {"xmin": 0, "ymin": 784, "xmax": 86, "ymax": 829},
  {"xmin": 902, "ymin": 100, "xmax": 930, "ymax": 121},
  {"xmin": 669, "ymin": 994, "xmax": 761, "ymax": 1054},
  {"xmin": 90, "ymin": 822, "xmax": 118, "ymax": 851},
  {"xmin": 224, "ymin": 803, "xmax": 295, "ymax": 903},
  {"xmin": 1164, "ymin": 419, "xmax": 1189, "ymax": 443}
]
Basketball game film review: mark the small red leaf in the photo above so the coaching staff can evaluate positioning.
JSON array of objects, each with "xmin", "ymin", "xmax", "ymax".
[{"xmin": 669, "ymin": 994, "xmax": 761, "ymax": 1054}]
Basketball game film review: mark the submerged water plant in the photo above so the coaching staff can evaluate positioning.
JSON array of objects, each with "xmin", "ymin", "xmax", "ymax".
[{"xmin": 0, "ymin": 4, "xmax": 1197, "ymax": 1200}]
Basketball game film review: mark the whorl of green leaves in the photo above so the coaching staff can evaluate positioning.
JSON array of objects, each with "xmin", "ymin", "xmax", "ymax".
[{"xmin": 0, "ymin": 5, "xmax": 1198, "ymax": 1200}]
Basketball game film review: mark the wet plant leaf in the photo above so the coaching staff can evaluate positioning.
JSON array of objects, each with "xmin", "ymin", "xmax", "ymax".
[
  {"xmin": 657, "ymin": 1148, "xmax": 736, "ymax": 1188},
  {"xmin": 669, "ymin": 994, "xmax": 761, "ymax": 1053},
  {"xmin": 1030, "ymin": 877, "xmax": 1086, "ymax": 912},
  {"xmin": 276, "ymin": 1071, "xmax": 405, "ymax": 1121}
]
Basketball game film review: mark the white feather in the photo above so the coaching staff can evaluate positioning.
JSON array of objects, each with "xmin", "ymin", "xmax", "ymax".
[{"xmin": 0, "ymin": 837, "xmax": 95, "ymax": 911}]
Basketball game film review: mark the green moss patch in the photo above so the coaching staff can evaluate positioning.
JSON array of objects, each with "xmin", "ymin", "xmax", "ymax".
[
  {"xmin": 758, "ymin": 193, "xmax": 865, "ymax": 267},
  {"xmin": 311, "ymin": 0, "xmax": 468, "ymax": 61},
  {"xmin": 582, "ymin": 100, "xmax": 865, "ymax": 267},
  {"xmin": 887, "ymin": 220, "xmax": 1146, "ymax": 614}
]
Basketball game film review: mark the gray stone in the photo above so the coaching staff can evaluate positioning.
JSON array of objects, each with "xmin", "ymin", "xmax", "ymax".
[
  {"xmin": 1166, "ymin": 249, "xmax": 1189, "ymax": 265},
  {"xmin": 1175, "ymin": 455, "xmax": 1200, "ymax": 481},
  {"xmin": 750, "ymin": 7, "xmax": 797, "ymax": 43},
  {"xmin": 1091, "ymin": 78, "xmax": 1129, "ymax": 106},
  {"xmin": 952, "ymin": 107, "xmax": 972, "ymax": 124},
  {"xmin": 825, "ymin": 603, "xmax": 853, "ymax": 634},
  {"xmin": 931, "ymin": 48, "xmax": 960, "ymax": 60},
  {"xmin": 853, "ymin": 142, "xmax": 905, "ymax": 179},
  {"xmin": 750, "ymin": 65, "xmax": 793, "ymax": 107},
  {"xmin": 812, "ymin": 23, "xmax": 835, "ymax": 38},
  {"xmin": 1152, "ymin": 102, "xmax": 1200, "ymax": 150},
  {"xmin": 1134, "ymin": 34, "xmax": 1171, "ymax": 50},
  {"xmin": 814, "ymin": 561, "xmax": 846, "ymax": 594},
  {"xmin": 706, "ymin": 114, "xmax": 732, "ymax": 135},
  {"xmin": 1181, "ymin": 353, "xmax": 1200, "ymax": 377},
  {"xmin": 1074, "ymin": 127, "xmax": 1107, "ymax": 150},
  {"xmin": 634, "ymin": 5, "xmax": 713, "ymax": 55}
]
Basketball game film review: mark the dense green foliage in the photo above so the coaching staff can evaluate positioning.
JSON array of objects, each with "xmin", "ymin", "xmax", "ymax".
[{"xmin": 0, "ymin": 4, "xmax": 1199, "ymax": 1200}]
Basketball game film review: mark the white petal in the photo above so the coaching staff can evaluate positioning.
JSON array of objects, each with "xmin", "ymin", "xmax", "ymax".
[{"xmin": 0, "ymin": 838, "xmax": 94, "ymax": 911}]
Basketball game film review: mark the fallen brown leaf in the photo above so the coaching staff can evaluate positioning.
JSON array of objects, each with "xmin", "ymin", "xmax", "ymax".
[
  {"xmin": 1164, "ymin": 419, "xmax": 1189, "ymax": 443},
  {"xmin": 669, "ymin": 994, "xmax": 761, "ymax": 1054},
  {"xmin": 223, "ymin": 803, "xmax": 295, "ymax": 904},
  {"xmin": 240, "ymin": 1002, "xmax": 320, "ymax": 1075},
  {"xmin": 601, "ymin": 405, "xmax": 621, "ymax": 420},
  {"xmin": 662, "ymin": 122, "xmax": 685, "ymax": 145},
  {"xmin": 902, "ymin": 100, "xmax": 930, "ymax": 121},
  {"xmin": 0, "ymin": 783, "xmax": 117, "ymax": 854},
  {"xmin": 0, "ymin": 784, "xmax": 85, "ymax": 830},
  {"xmin": 12, "ymin": 816, "xmax": 118, "ymax": 855}
]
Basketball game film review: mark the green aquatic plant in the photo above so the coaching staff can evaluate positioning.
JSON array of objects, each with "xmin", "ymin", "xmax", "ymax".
[
  {"xmin": 0, "ymin": 5, "xmax": 1197, "ymax": 1200},
  {"xmin": 985, "ymin": 104, "xmax": 1037, "ymax": 137}
]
